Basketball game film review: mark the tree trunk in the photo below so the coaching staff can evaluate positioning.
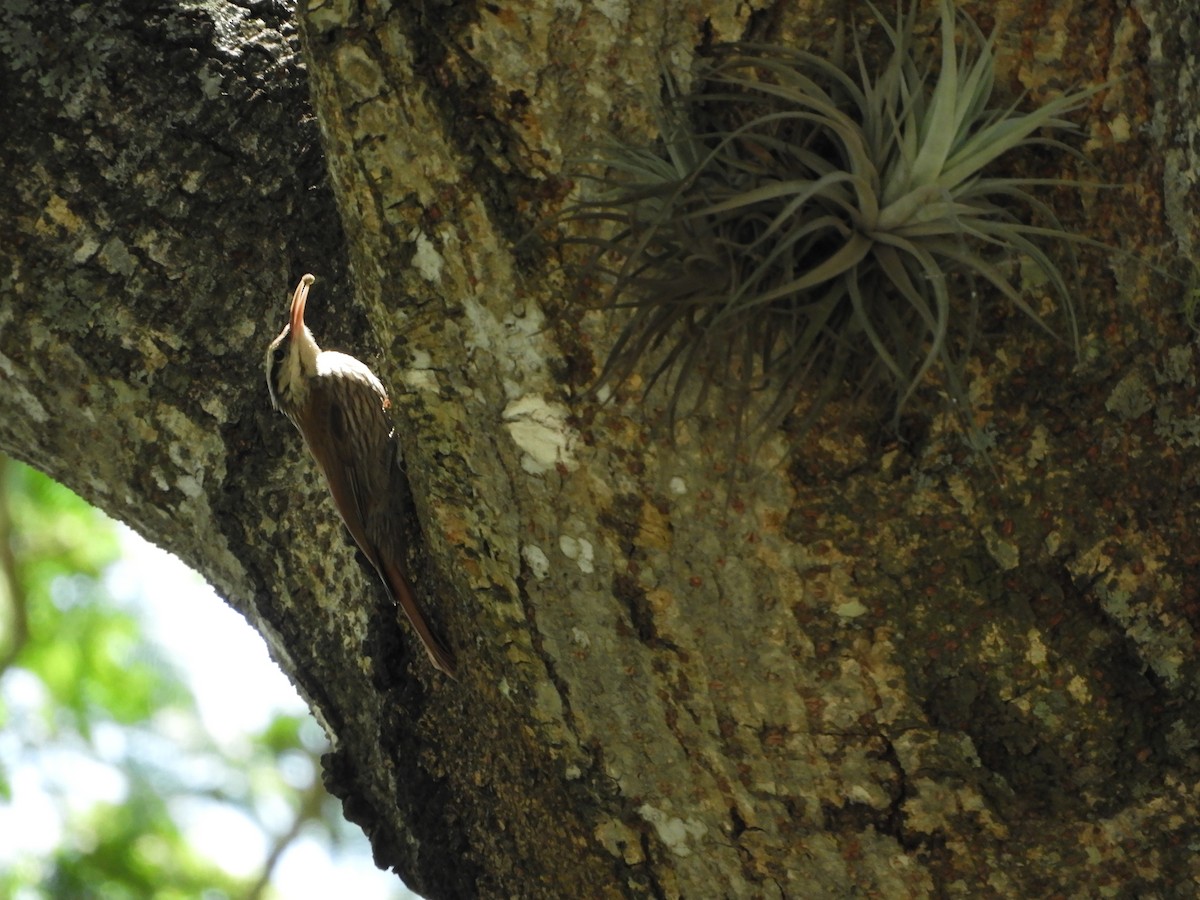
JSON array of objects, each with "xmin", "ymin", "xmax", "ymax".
[{"xmin": 4, "ymin": 0, "xmax": 1199, "ymax": 896}]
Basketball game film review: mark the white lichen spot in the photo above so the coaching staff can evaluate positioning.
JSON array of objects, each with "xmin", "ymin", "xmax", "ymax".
[
  {"xmin": 637, "ymin": 804, "xmax": 707, "ymax": 857},
  {"xmin": 946, "ymin": 474, "xmax": 975, "ymax": 514},
  {"xmin": 200, "ymin": 395, "xmax": 228, "ymax": 422},
  {"xmin": 834, "ymin": 599, "xmax": 868, "ymax": 619},
  {"xmin": 457, "ymin": 258, "xmax": 551, "ymax": 393},
  {"xmin": 0, "ymin": 353, "xmax": 49, "ymax": 422},
  {"xmin": 98, "ymin": 236, "xmax": 137, "ymax": 276},
  {"xmin": 847, "ymin": 784, "xmax": 879, "ymax": 806},
  {"xmin": 36, "ymin": 194, "xmax": 82, "ymax": 235},
  {"xmin": 411, "ymin": 231, "xmax": 444, "ymax": 283},
  {"xmin": 73, "ymin": 236, "xmax": 100, "ymax": 263},
  {"xmin": 400, "ymin": 347, "xmax": 440, "ymax": 393},
  {"xmin": 980, "ymin": 622, "xmax": 1007, "ymax": 657},
  {"xmin": 503, "ymin": 395, "xmax": 577, "ymax": 474},
  {"xmin": 1026, "ymin": 629, "xmax": 1048, "ymax": 667},
  {"xmin": 1027, "ymin": 424, "xmax": 1049, "ymax": 464},
  {"xmin": 1067, "ymin": 674, "xmax": 1091, "ymax": 705},
  {"xmin": 668, "ymin": 476, "xmax": 687, "ymax": 495},
  {"xmin": 1105, "ymin": 371, "xmax": 1153, "ymax": 421},
  {"xmin": 181, "ymin": 170, "xmax": 204, "ymax": 194},
  {"xmin": 305, "ymin": 0, "xmax": 346, "ymax": 34},
  {"xmin": 521, "ymin": 543, "xmax": 550, "ymax": 580},
  {"xmin": 196, "ymin": 62, "xmax": 224, "ymax": 100},
  {"xmin": 1157, "ymin": 345, "xmax": 1194, "ymax": 386},
  {"xmin": 1108, "ymin": 112, "xmax": 1131, "ymax": 142},
  {"xmin": 570, "ymin": 627, "xmax": 590, "ymax": 648},
  {"xmin": 134, "ymin": 229, "xmax": 176, "ymax": 269},
  {"xmin": 1044, "ymin": 529, "xmax": 1062, "ymax": 555},
  {"xmin": 461, "ymin": 295, "xmax": 497, "ymax": 354},
  {"xmin": 982, "ymin": 526, "xmax": 1019, "ymax": 571},
  {"xmin": 558, "ymin": 534, "xmax": 594, "ymax": 574},
  {"xmin": 176, "ymin": 474, "xmax": 203, "ymax": 498}
]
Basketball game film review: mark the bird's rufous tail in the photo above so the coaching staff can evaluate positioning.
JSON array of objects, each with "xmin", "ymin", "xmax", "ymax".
[{"xmin": 381, "ymin": 557, "xmax": 457, "ymax": 678}]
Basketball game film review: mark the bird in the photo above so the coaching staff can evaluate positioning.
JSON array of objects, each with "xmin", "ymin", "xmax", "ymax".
[{"xmin": 265, "ymin": 273, "xmax": 457, "ymax": 677}]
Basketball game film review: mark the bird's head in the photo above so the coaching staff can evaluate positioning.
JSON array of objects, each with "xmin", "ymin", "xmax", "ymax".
[{"xmin": 265, "ymin": 273, "xmax": 321, "ymax": 412}]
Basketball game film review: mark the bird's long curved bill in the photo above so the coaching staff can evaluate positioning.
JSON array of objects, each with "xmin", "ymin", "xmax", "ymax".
[{"xmin": 290, "ymin": 273, "xmax": 314, "ymax": 336}]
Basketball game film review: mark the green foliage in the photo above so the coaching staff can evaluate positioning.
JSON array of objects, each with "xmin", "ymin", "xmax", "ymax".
[
  {"xmin": 0, "ymin": 456, "xmax": 391, "ymax": 898},
  {"xmin": 44, "ymin": 784, "xmax": 246, "ymax": 900},
  {"xmin": 561, "ymin": 0, "xmax": 1097, "ymax": 446},
  {"xmin": 2, "ymin": 460, "xmax": 185, "ymax": 734}
]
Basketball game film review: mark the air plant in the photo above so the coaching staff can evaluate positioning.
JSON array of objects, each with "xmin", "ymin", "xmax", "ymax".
[{"xmin": 561, "ymin": 0, "xmax": 1099, "ymax": 447}]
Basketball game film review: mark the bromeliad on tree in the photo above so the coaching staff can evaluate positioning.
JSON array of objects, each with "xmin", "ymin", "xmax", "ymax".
[{"xmin": 560, "ymin": 1, "xmax": 1099, "ymax": 449}]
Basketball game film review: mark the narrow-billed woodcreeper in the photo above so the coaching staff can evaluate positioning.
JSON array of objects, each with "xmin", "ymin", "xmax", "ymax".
[{"xmin": 265, "ymin": 274, "xmax": 456, "ymax": 676}]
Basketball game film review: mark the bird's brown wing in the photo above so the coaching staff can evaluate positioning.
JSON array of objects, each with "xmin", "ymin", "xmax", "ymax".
[
  {"xmin": 301, "ymin": 383, "xmax": 380, "ymax": 573},
  {"xmin": 307, "ymin": 379, "xmax": 457, "ymax": 677}
]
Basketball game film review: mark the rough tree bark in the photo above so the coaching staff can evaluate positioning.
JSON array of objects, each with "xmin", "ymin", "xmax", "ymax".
[{"xmin": 3, "ymin": 0, "xmax": 1200, "ymax": 896}]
